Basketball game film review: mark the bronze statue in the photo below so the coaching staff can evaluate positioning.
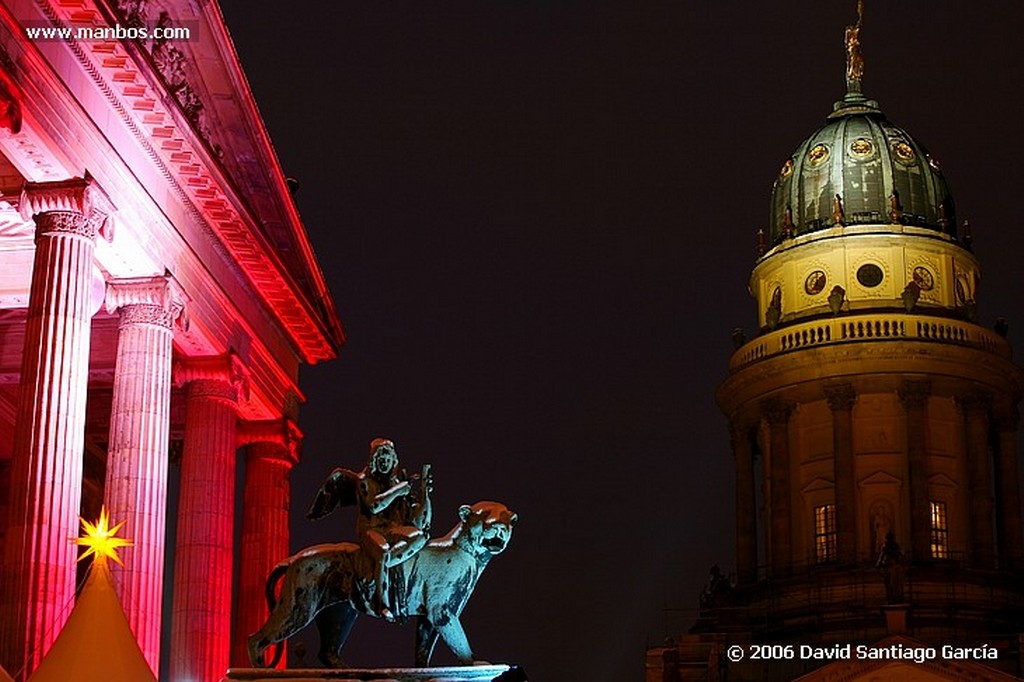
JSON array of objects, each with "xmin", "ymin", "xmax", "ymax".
[
  {"xmin": 876, "ymin": 531, "xmax": 906, "ymax": 603},
  {"xmin": 845, "ymin": 0, "xmax": 865, "ymax": 89},
  {"xmin": 306, "ymin": 438, "xmax": 432, "ymax": 621},
  {"xmin": 248, "ymin": 500, "xmax": 518, "ymax": 668}
]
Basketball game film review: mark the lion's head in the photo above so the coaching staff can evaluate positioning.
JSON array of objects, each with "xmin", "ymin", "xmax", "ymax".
[{"xmin": 457, "ymin": 501, "xmax": 517, "ymax": 556}]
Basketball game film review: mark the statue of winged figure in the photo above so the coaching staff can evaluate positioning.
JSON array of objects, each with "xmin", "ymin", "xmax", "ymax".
[{"xmin": 307, "ymin": 438, "xmax": 433, "ymax": 620}]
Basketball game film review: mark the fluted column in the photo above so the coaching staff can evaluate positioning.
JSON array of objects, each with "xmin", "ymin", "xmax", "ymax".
[
  {"xmin": 730, "ymin": 419, "xmax": 757, "ymax": 584},
  {"xmin": 171, "ymin": 355, "xmax": 248, "ymax": 682},
  {"xmin": 959, "ymin": 391, "xmax": 995, "ymax": 567},
  {"xmin": 763, "ymin": 398, "xmax": 793, "ymax": 576},
  {"xmin": 0, "ymin": 177, "xmax": 112, "ymax": 677},
  {"xmin": 825, "ymin": 384, "xmax": 857, "ymax": 563},
  {"xmin": 231, "ymin": 419, "xmax": 302, "ymax": 668},
  {"xmin": 104, "ymin": 276, "xmax": 187, "ymax": 674},
  {"xmin": 899, "ymin": 380, "xmax": 931, "ymax": 562},
  {"xmin": 994, "ymin": 409, "xmax": 1024, "ymax": 569}
]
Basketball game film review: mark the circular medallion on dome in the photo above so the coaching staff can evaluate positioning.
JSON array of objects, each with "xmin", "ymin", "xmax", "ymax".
[
  {"xmin": 779, "ymin": 158, "xmax": 794, "ymax": 178},
  {"xmin": 850, "ymin": 138, "xmax": 874, "ymax": 158},
  {"xmin": 857, "ymin": 263, "xmax": 884, "ymax": 288},
  {"xmin": 893, "ymin": 142, "xmax": 915, "ymax": 163},
  {"xmin": 805, "ymin": 270, "xmax": 827, "ymax": 295},
  {"xmin": 912, "ymin": 266, "xmax": 934, "ymax": 291},
  {"xmin": 807, "ymin": 144, "xmax": 830, "ymax": 166}
]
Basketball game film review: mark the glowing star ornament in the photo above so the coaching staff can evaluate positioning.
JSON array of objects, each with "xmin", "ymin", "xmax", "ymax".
[{"xmin": 75, "ymin": 506, "xmax": 132, "ymax": 566}]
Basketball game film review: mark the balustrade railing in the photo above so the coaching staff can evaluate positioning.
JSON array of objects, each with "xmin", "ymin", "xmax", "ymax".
[{"xmin": 730, "ymin": 313, "xmax": 1010, "ymax": 371}]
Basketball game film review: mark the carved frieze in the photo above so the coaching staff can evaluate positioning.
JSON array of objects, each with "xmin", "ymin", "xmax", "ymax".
[{"xmin": 109, "ymin": 0, "xmax": 221, "ymax": 157}]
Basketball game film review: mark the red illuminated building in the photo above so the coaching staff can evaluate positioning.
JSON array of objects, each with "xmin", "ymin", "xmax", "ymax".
[{"xmin": 0, "ymin": 1, "xmax": 343, "ymax": 680}]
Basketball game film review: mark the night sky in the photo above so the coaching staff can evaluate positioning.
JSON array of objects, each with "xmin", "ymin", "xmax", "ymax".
[{"xmin": 216, "ymin": 3, "xmax": 1024, "ymax": 680}]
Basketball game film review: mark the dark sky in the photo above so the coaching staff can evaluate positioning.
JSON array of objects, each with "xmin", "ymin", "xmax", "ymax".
[{"xmin": 216, "ymin": 2, "xmax": 1024, "ymax": 680}]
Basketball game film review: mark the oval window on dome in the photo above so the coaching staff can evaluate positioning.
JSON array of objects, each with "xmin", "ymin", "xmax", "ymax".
[
  {"xmin": 779, "ymin": 158, "xmax": 794, "ymax": 178},
  {"xmin": 857, "ymin": 263, "xmax": 884, "ymax": 288},
  {"xmin": 850, "ymin": 138, "xmax": 874, "ymax": 158},
  {"xmin": 807, "ymin": 144, "xmax": 830, "ymax": 166},
  {"xmin": 893, "ymin": 142, "xmax": 915, "ymax": 163},
  {"xmin": 927, "ymin": 154, "xmax": 941, "ymax": 171}
]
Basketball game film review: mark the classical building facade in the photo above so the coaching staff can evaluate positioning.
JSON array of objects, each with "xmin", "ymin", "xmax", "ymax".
[
  {"xmin": 648, "ymin": 13, "xmax": 1024, "ymax": 682},
  {"xmin": 0, "ymin": 1, "xmax": 343, "ymax": 681}
]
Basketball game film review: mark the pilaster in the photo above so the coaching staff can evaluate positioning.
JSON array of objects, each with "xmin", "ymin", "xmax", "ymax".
[
  {"xmin": 104, "ymin": 275, "xmax": 187, "ymax": 673},
  {"xmin": 994, "ymin": 408, "xmax": 1024, "ymax": 569},
  {"xmin": 730, "ymin": 419, "xmax": 758, "ymax": 585},
  {"xmin": 0, "ymin": 176, "xmax": 113, "ymax": 677},
  {"xmin": 824, "ymin": 384, "xmax": 857, "ymax": 564},
  {"xmin": 899, "ymin": 380, "xmax": 931, "ymax": 562},
  {"xmin": 762, "ymin": 398, "xmax": 793, "ymax": 576},
  {"xmin": 958, "ymin": 391, "xmax": 995, "ymax": 567},
  {"xmin": 231, "ymin": 419, "xmax": 302, "ymax": 668},
  {"xmin": 170, "ymin": 354, "xmax": 248, "ymax": 682}
]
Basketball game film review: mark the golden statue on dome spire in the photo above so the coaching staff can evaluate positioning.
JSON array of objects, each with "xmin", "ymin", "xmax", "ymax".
[{"xmin": 845, "ymin": 0, "xmax": 865, "ymax": 93}]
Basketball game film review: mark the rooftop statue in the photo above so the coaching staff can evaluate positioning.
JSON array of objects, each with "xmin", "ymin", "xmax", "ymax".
[{"xmin": 247, "ymin": 438, "xmax": 518, "ymax": 668}]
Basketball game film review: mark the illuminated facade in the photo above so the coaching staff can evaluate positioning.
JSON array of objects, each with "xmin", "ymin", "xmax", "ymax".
[
  {"xmin": 648, "ymin": 15, "xmax": 1024, "ymax": 682},
  {"xmin": 0, "ymin": 1, "xmax": 343, "ymax": 680}
]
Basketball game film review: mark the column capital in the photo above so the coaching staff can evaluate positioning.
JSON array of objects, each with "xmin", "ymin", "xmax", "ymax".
[
  {"xmin": 956, "ymin": 390, "xmax": 992, "ymax": 415},
  {"xmin": 898, "ymin": 380, "xmax": 931, "ymax": 409},
  {"xmin": 173, "ymin": 353, "xmax": 250, "ymax": 402},
  {"xmin": 824, "ymin": 383, "xmax": 857, "ymax": 412},
  {"xmin": 20, "ymin": 175, "xmax": 115, "ymax": 242},
  {"xmin": 106, "ymin": 275, "xmax": 189, "ymax": 331},
  {"xmin": 238, "ymin": 419, "xmax": 302, "ymax": 464},
  {"xmin": 761, "ymin": 397, "xmax": 794, "ymax": 425}
]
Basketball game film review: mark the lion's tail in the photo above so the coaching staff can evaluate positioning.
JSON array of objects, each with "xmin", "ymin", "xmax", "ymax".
[{"xmin": 262, "ymin": 562, "xmax": 290, "ymax": 668}]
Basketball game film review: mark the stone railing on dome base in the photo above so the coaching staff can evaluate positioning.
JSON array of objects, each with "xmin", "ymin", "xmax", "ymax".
[
  {"xmin": 222, "ymin": 665, "xmax": 527, "ymax": 682},
  {"xmin": 730, "ymin": 312, "xmax": 1011, "ymax": 372}
]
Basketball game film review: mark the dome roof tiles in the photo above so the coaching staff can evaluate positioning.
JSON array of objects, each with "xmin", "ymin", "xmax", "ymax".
[{"xmin": 769, "ymin": 93, "xmax": 955, "ymax": 245}]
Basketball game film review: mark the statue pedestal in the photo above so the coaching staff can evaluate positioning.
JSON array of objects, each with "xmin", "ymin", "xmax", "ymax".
[{"xmin": 223, "ymin": 665, "xmax": 526, "ymax": 682}]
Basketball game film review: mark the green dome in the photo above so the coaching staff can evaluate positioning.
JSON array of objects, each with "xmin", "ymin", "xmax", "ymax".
[{"xmin": 768, "ymin": 92, "xmax": 956, "ymax": 245}]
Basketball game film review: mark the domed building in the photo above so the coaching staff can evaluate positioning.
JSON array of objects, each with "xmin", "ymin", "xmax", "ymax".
[{"xmin": 649, "ymin": 8, "xmax": 1024, "ymax": 682}]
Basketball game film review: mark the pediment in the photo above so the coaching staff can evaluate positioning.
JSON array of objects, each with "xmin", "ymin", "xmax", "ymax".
[
  {"xmin": 928, "ymin": 473, "xmax": 959, "ymax": 490},
  {"xmin": 858, "ymin": 471, "xmax": 903, "ymax": 488},
  {"xmin": 802, "ymin": 477, "xmax": 835, "ymax": 494}
]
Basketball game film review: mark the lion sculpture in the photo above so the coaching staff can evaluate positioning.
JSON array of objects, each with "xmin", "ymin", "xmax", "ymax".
[{"xmin": 248, "ymin": 501, "xmax": 517, "ymax": 668}]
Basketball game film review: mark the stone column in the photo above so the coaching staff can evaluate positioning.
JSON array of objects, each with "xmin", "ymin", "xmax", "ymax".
[
  {"xmin": 170, "ymin": 355, "xmax": 248, "ymax": 682},
  {"xmin": 0, "ymin": 177, "xmax": 112, "ymax": 677},
  {"xmin": 730, "ymin": 419, "xmax": 758, "ymax": 585},
  {"xmin": 825, "ymin": 384, "xmax": 857, "ymax": 563},
  {"xmin": 762, "ymin": 398, "xmax": 793, "ymax": 577},
  {"xmin": 959, "ymin": 391, "xmax": 995, "ymax": 567},
  {"xmin": 231, "ymin": 419, "xmax": 302, "ymax": 667},
  {"xmin": 103, "ymin": 276, "xmax": 187, "ymax": 673},
  {"xmin": 994, "ymin": 408, "xmax": 1024, "ymax": 569},
  {"xmin": 899, "ymin": 380, "xmax": 931, "ymax": 562}
]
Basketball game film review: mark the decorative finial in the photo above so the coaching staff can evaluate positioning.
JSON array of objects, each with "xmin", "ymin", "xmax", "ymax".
[{"xmin": 845, "ymin": 0, "xmax": 865, "ymax": 93}]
